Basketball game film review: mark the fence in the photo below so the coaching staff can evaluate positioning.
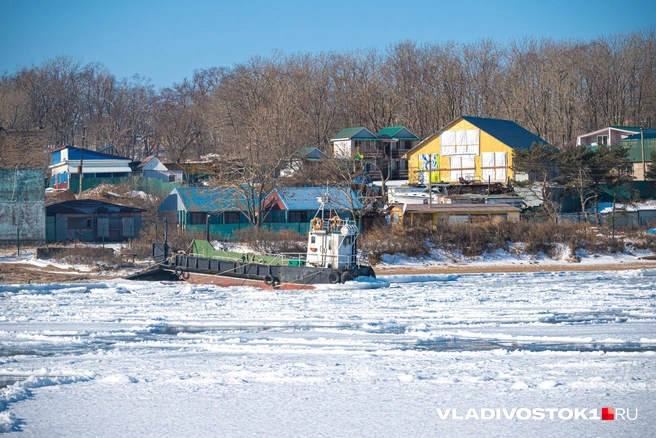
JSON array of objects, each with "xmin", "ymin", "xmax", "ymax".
[
  {"xmin": 524, "ymin": 210, "xmax": 656, "ymax": 229},
  {"xmin": 66, "ymin": 176, "xmax": 181, "ymax": 198},
  {"xmin": 184, "ymin": 222, "xmax": 312, "ymax": 240},
  {"xmin": 557, "ymin": 210, "xmax": 656, "ymax": 229}
]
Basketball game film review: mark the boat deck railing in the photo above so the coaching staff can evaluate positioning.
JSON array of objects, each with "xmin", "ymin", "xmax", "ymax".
[{"xmin": 187, "ymin": 251, "xmax": 307, "ymax": 267}]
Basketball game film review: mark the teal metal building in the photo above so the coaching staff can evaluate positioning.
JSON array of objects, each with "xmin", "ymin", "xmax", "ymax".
[{"xmin": 0, "ymin": 128, "xmax": 46, "ymax": 243}]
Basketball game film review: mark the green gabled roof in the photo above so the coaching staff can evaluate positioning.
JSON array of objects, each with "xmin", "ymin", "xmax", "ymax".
[
  {"xmin": 376, "ymin": 126, "xmax": 421, "ymax": 140},
  {"xmin": 461, "ymin": 116, "xmax": 548, "ymax": 150},
  {"xmin": 295, "ymin": 147, "xmax": 328, "ymax": 160},
  {"xmin": 623, "ymin": 129, "xmax": 656, "ymax": 140},
  {"xmin": 331, "ymin": 127, "xmax": 378, "ymax": 141}
]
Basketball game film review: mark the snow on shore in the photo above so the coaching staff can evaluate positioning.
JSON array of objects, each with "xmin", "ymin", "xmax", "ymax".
[
  {"xmin": 378, "ymin": 245, "xmax": 655, "ymax": 270},
  {"xmin": 1, "ymin": 270, "xmax": 655, "ymax": 436}
]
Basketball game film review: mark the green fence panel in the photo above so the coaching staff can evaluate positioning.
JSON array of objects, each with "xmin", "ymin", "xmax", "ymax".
[
  {"xmin": 65, "ymin": 176, "xmax": 182, "ymax": 197},
  {"xmin": 184, "ymin": 222, "xmax": 310, "ymax": 241}
]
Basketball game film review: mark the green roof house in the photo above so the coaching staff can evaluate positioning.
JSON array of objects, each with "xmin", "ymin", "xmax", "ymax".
[
  {"xmin": 330, "ymin": 126, "xmax": 422, "ymax": 181},
  {"xmin": 330, "ymin": 127, "xmax": 378, "ymax": 159},
  {"xmin": 620, "ymin": 129, "xmax": 656, "ymax": 181}
]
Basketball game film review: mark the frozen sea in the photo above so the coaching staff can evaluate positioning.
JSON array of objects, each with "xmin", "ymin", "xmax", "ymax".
[{"xmin": 1, "ymin": 270, "xmax": 655, "ymax": 437}]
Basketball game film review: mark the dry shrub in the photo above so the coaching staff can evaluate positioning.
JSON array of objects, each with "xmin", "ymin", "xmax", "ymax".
[
  {"xmin": 232, "ymin": 228, "xmax": 306, "ymax": 254},
  {"xmin": 366, "ymin": 220, "xmax": 633, "ymax": 262},
  {"xmin": 592, "ymin": 235, "xmax": 626, "ymax": 253},
  {"xmin": 36, "ymin": 245, "xmax": 125, "ymax": 267},
  {"xmin": 431, "ymin": 222, "xmax": 507, "ymax": 256},
  {"xmin": 124, "ymin": 224, "xmax": 204, "ymax": 259},
  {"xmin": 630, "ymin": 233, "xmax": 656, "ymax": 251},
  {"xmin": 522, "ymin": 221, "xmax": 561, "ymax": 256},
  {"xmin": 361, "ymin": 226, "xmax": 431, "ymax": 263},
  {"xmin": 432, "ymin": 220, "xmax": 600, "ymax": 258}
]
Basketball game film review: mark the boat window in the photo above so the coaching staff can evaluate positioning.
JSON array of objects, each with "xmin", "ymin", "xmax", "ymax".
[{"xmin": 311, "ymin": 236, "xmax": 316, "ymax": 244}]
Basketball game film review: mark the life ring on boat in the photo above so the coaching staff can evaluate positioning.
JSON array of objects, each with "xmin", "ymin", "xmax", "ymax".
[
  {"xmin": 329, "ymin": 271, "xmax": 340, "ymax": 284},
  {"xmin": 311, "ymin": 218, "xmax": 323, "ymax": 230},
  {"xmin": 330, "ymin": 216, "xmax": 342, "ymax": 228},
  {"xmin": 264, "ymin": 275, "xmax": 275, "ymax": 286},
  {"xmin": 341, "ymin": 273, "xmax": 354, "ymax": 283},
  {"xmin": 174, "ymin": 267, "xmax": 184, "ymax": 277}
]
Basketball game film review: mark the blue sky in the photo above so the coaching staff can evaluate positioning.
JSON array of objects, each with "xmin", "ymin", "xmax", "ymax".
[{"xmin": 1, "ymin": 0, "xmax": 654, "ymax": 88}]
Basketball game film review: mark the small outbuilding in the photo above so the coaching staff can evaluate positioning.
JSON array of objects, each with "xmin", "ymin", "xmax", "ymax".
[
  {"xmin": 136, "ymin": 156, "xmax": 183, "ymax": 182},
  {"xmin": 46, "ymin": 199, "xmax": 143, "ymax": 242}
]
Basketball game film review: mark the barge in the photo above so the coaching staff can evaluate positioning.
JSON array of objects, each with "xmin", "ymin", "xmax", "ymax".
[{"xmin": 128, "ymin": 195, "xmax": 376, "ymax": 289}]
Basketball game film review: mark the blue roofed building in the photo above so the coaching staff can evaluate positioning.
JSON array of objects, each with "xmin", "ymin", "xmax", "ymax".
[
  {"xmin": 264, "ymin": 186, "xmax": 361, "ymax": 224},
  {"xmin": 158, "ymin": 186, "xmax": 364, "ymax": 239},
  {"xmin": 49, "ymin": 146, "xmax": 132, "ymax": 192},
  {"xmin": 158, "ymin": 187, "xmax": 252, "ymax": 231}
]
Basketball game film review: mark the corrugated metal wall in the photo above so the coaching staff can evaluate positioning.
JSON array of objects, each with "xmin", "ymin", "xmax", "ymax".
[{"xmin": 0, "ymin": 169, "xmax": 46, "ymax": 242}]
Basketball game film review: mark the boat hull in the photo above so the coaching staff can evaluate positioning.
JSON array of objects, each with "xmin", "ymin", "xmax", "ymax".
[
  {"xmin": 179, "ymin": 271, "xmax": 317, "ymax": 290},
  {"xmin": 145, "ymin": 243, "xmax": 376, "ymax": 290}
]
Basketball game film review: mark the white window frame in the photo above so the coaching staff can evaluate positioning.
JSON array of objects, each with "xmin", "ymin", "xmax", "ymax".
[{"xmin": 441, "ymin": 130, "xmax": 480, "ymax": 156}]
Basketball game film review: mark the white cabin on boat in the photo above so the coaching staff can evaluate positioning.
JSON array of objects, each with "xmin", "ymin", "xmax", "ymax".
[
  {"xmin": 304, "ymin": 194, "xmax": 359, "ymax": 269},
  {"xmin": 306, "ymin": 219, "xmax": 358, "ymax": 269}
]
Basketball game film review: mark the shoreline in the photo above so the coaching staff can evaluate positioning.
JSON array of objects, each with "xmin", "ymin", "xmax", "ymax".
[
  {"xmin": 374, "ymin": 260, "xmax": 656, "ymax": 275},
  {"xmin": 2, "ymin": 259, "xmax": 656, "ymax": 284}
]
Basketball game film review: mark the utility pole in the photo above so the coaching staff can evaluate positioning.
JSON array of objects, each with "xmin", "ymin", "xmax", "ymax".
[
  {"xmin": 428, "ymin": 154, "xmax": 433, "ymax": 207},
  {"xmin": 78, "ymin": 126, "xmax": 87, "ymax": 196},
  {"xmin": 641, "ymin": 127, "xmax": 646, "ymax": 179}
]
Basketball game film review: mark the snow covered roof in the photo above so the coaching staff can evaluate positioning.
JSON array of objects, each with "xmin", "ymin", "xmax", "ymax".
[{"xmin": 269, "ymin": 186, "xmax": 360, "ymax": 211}]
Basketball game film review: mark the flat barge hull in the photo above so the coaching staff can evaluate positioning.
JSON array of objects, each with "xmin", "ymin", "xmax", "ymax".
[{"xmin": 150, "ymin": 243, "xmax": 375, "ymax": 289}]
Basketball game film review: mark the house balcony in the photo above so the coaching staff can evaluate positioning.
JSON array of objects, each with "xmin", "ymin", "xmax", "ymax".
[
  {"xmin": 390, "ymin": 150, "xmax": 408, "ymax": 159},
  {"xmin": 390, "ymin": 169, "xmax": 408, "ymax": 180}
]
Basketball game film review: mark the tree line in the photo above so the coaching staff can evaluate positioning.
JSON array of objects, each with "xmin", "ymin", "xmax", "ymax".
[{"xmin": 1, "ymin": 29, "xmax": 654, "ymax": 165}]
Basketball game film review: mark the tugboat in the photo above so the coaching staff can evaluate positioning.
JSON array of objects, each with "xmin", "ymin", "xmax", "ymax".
[{"xmin": 128, "ymin": 195, "xmax": 376, "ymax": 289}]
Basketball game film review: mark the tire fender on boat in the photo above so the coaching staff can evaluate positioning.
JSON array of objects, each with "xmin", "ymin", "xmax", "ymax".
[
  {"xmin": 264, "ymin": 275, "xmax": 275, "ymax": 286},
  {"xmin": 329, "ymin": 271, "xmax": 340, "ymax": 284},
  {"xmin": 174, "ymin": 267, "xmax": 184, "ymax": 277}
]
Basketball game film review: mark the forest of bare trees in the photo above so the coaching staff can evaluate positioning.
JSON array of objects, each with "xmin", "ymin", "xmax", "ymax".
[{"xmin": 1, "ymin": 29, "xmax": 654, "ymax": 166}]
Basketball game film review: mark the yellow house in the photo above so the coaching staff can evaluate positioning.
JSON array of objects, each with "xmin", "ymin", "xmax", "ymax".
[{"xmin": 405, "ymin": 116, "xmax": 548, "ymax": 185}]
